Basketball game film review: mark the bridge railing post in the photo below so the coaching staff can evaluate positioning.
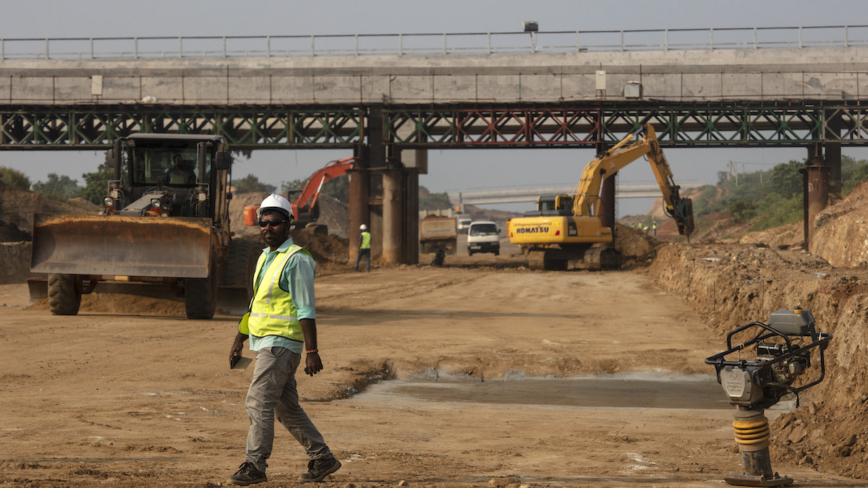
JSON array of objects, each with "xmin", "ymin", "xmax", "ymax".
[
  {"xmin": 443, "ymin": 33, "xmax": 447, "ymax": 54},
  {"xmin": 845, "ymin": 25, "xmax": 849, "ymax": 48},
  {"xmin": 222, "ymin": 37, "xmax": 226, "ymax": 58},
  {"xmin": 754, "ymin": 27, "xmax": 758, "ymax": 49},
  {"xmin": 620, "ymin": 31, "xmax": 624, "ymax": 52},
  {"xmin": 1, "ymin": 39, "xmax": 4, "ymax": 61},
  {"xmin": 355, "ymin": 34, "xmax": 359, "ymax": 56},
  {"xmin": 799, "ymin": 27, "xmax": 803, "ymax": 48},
  {"xmin": 45, "ymin": 38, "xmax": 49, "ymax": 60},
  {"xmin": 267, "ymin": 36, "xmax": 271, "ymax": 57},
  {"xmin": 178, "ymin": 36, "xmax": 182, "ymax": 58},
  {"xmin": 399, "ymin": 34, "xmax": 403, "ymax": 55},
  {"xmin": 710, "ymin": 28, "xmax": 714, "ymax": 50},
  {"xmin": 488, "ymin": 33, "xmax": 492, "ymax": 54},
  {"xmin": 664, "ymin": 29, "xmax": 668, "ymax": 51},
  {"xmin": 90, "ymin": 38, "xmax": 94, "ymax": 60},
  {"xmin": 134, "ymin": 37, "xmax": 138, "ymax": 59},
  {"xmin": 311, "ymin": 35, "xmax": 315, "ymax": 56}
]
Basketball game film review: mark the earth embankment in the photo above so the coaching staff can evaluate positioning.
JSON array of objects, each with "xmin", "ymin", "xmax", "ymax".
[{"xmin": 648, "ymin": 242, "xmax": 868, "ymax": 479}]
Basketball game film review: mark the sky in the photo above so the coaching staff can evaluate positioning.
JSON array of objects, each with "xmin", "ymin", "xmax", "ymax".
[{"xmin": 1, "ymin": 0, "xmax": 866, "ymax": 216}]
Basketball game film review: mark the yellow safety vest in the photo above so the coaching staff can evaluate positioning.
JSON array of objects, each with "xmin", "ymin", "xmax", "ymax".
[
  {"xmin": 360, "ymin": 231, "xmax": 371, "ymax": 250},
  {"xmin": 238, "ymin": 244, "xmax": 310, "ymax": 342}
]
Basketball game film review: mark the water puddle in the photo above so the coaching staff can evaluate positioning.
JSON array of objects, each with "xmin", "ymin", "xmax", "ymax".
[{"xmin": 355, "ymin": 371, "xmax": 736, "ymax": 410}]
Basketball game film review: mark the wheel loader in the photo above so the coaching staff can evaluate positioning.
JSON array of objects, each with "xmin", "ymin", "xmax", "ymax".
[{"xmin": 29, "ymin": 134, "xmax": 259, "ymax": 319}]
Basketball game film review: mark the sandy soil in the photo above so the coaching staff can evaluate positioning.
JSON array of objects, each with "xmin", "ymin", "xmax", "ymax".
[{"xmin": 0, "ymin": 264, "xmax": 859, "ymax": 488}]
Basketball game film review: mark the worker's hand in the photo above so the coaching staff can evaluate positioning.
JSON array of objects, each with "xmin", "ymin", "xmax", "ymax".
[
  {"xmin": 305, "ymin": 352, "xmax": 323, "ymax": 377},
  {"xmin": 229, "ymin": 335, "xmax": 245, "ymax": 363}
]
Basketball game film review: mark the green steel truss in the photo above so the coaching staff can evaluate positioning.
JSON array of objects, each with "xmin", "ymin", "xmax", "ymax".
[
  {"xmin": 1, "ymin": 103, "xmax": 867, "ymax": 149},
  {"xmin": 383, "ymin": 103, "xmax": 868, "ymax": 148},
  {"xmin": 0, "ymin": 106, "xmax": 364, "ymax": 149}
]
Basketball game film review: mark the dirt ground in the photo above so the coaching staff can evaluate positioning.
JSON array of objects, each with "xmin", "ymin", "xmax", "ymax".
[
  {"xmin": 4, "ymin": 182, "xmax": 868, "ymax": 487},
  {"xmin": 0, "ymin": 259, "xmax": 861, "ymax": 487}
]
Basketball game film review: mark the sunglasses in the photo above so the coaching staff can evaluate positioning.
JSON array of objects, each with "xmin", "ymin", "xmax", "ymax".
[{"xmin": 258, "ymin": 219, "xmax": 288, "ymax": 228}]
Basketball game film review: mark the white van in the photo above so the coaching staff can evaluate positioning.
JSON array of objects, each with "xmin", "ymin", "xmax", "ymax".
[
  {"xmin": 457, "ymin": 216, "xmax": 472, "ymax": 233},
  {"xmin": 467, "ymin": 221, "xmax": 500, "ymax": 256}
]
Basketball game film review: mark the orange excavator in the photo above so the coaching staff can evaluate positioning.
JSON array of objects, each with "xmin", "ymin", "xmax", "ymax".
[
  {"xmin": 245, "ymin": 157, "xmax": 357, "ymax": 229},
  {"xmin": 288, "ymin": 157, "xmax": 356, "ymax": 227}
]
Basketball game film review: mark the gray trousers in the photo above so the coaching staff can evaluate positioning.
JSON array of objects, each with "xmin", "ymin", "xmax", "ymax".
[
  {"xmin": 245, "ymin": 347, "xmax": 332, "ymax": 471},
  {"xmin": 354, "ymin": 248, "xmax": 371, "ymax": 271}
]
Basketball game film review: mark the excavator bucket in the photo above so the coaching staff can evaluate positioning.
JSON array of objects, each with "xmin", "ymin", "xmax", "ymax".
[
  {"xmin": 673, "ymin": 198, "xmax": 696, "ymax": 237},
  {"xmin": 31, "ymin": 214, "xmax": 212, "ymax": 278}
]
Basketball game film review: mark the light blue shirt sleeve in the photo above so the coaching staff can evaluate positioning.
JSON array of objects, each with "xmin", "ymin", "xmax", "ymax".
[{"xmin": 280, "ymin": 251, "xmax": 317, "ymax": 320}]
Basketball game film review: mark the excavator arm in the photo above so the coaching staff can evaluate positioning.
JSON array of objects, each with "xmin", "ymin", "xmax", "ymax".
[
  {"xmin": 290, "ymin": 157, "xmax": 356, "ymax": 221},
  {"xmin": 572, "ymin": 124, "xmax": 695, "ymax": 236}
]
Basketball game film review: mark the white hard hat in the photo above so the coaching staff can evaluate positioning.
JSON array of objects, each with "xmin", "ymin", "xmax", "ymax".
[
  {"xmin": 257, "ymin": 194, "xmax": 294, "ymax": 219},
  {"xmin": 360, "ymin": 224, "xmax": 367, "ymax": 231}
]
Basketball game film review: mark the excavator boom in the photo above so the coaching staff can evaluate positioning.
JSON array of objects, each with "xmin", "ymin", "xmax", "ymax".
[
  {"xmin": 291, "ymin": 157, "xmax": 356, "ymax": 221},
  {"xmin": 572, "ymin": 125, "xmax": 695, "ymax": 236}
]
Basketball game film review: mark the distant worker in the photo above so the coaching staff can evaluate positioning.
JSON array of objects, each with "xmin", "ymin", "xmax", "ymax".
[
  {"xmin": 227, "ymin": 194, "xmax": 341, "ymax": 485},
  {"xmin": 353, "ymin": 224, "xmax": 371, "ymax": 272},
  {"xmin": 652, "ymin": 221, "xmax": 657, "ymax": 237},
  {"xmin": 431, "ymin": 246, "xmax": 446, "ymax": 267},
  {"xmin": 643, "ymin": 225, "xmax": 649, "ymax": 234},
  {"xmin": 165, "ymin": 154, "xmax": 195, "ymax": 185}
]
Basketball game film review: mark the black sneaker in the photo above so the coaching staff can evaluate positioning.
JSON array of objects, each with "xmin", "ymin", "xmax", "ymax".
[
  {"xmin": 227, "ymin": 461, "xmax": 267, "ymax": 486},
  {"xmin": 298, "ymin": 457, "xmax": 342, "ymax": 483}
]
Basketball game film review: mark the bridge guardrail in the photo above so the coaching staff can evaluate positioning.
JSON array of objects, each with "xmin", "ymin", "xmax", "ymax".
[{"xmin": 0, "ymin": 25, "xmax": 866, "ymax": 61}]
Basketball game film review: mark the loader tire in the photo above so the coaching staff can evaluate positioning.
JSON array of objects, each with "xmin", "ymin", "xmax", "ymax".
[
  {"xmin": 48, "ymin": 273, "xmax": 81, "ymax": 316},
  {"xmin": 185, "ymin": 257, "xmax": 218, "ymax": 320},
  {"xmin": 225, "ymin": 239, "xmax": 260, "ymax": 299}
]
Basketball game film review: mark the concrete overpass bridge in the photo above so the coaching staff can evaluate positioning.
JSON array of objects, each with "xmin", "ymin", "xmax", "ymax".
[{"xmin": 1, "ymin": 25, "xmax": 865, "ymax": 263}]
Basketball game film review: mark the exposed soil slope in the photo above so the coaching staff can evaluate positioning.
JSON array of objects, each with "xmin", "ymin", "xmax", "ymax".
[
  {"xmin": 648, "ymin": 243, "xmax": 868, "ymax": 480},
  {"xmin": 812, "ymin": 181, "xmax": 868, "ymax": 267}
]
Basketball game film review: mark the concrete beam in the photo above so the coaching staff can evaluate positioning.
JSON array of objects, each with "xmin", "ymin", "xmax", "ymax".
[{"xmin": 2, "ymin": 47, "xmax": 867, "ymax": 105}]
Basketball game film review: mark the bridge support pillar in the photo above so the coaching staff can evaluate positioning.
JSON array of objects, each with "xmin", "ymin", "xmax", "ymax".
[
  {"xmin": 348, "ymin": 145, "xmax": 370, "ymax": 267},
  {"xmin": 826, "ymin": 109, "xmax": 843, "ymax": 200},
  {"xmin": 399, "ymin": 149, "xmax": 425, "ymax": 264},
  {"xmin": 803, "ymin": 144, "xmax": 829, "ymax": 252},
  {"xmin": 597, "ymin": 142, "xmax": 616, "ymax": 247},
  {"xmin": 601, "ymin": 174, "xmax": 616, "ymax": 247},
  {"xmin": 382, "ymin": 168, "xmax": 404, "ymax": 265}
]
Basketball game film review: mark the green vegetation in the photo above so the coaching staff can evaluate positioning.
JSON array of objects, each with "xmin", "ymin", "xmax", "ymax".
[
  {"xmin": 33, "ymin": 174, "xmax": 81, "ymax": 200},
  {"xmin": 0, "ymin": 166, "xmax": 32, "ymax": 191},
  {"xmin": 234, "ymin": 174, "xmax": 277, "ymax": 194},
  {"xmin": 78, "ymin": 164, "xmax": 114, "ymax": 205},
  {"xmin": 693, "ymin": 155, "xmax": 868, "ymax": 233},
  {"xmin": 419, "ymin": 187, "xmax": 451, "ymax": 211}
]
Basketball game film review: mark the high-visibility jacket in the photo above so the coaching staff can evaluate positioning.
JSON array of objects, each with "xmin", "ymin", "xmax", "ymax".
[
  {"xmin": 360, "ymin": 231, "xmax": 372, "ymax": 250},
  {"xmin": 238, "ymin": 244, "xmax": 310, "ymax": 342}
]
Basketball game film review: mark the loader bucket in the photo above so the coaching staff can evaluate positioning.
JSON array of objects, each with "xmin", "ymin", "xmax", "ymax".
[{"xmin": 31, "ymin": 214, "xmax": 212, "ymax": 278}]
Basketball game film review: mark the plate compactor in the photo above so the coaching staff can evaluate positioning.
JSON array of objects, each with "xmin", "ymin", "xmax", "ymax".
[{"xmin": 706, "ymin": 307, "xmax": 833, "ymax": 487}]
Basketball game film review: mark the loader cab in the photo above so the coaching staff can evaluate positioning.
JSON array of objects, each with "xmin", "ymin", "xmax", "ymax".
[{"xmin": 108, "ymin": 134, "xmax": 231, "ymax": 225}]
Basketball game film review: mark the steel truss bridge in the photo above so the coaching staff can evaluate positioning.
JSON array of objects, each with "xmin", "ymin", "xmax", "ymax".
[{"xmin": 1, "ymin": 102, "xmax": 866, "ymax": 150}]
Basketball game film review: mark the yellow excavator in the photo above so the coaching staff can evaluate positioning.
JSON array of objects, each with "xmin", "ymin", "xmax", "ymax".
[{"xmin": 507, "ymin": 124, "xmax": 695, "ymax": 270}]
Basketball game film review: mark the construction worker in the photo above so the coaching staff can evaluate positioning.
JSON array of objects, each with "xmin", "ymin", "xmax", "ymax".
[
  {"xmin": 165, "ymin": 154, "xmax": 195, "ymax": 185},
  {"xmin": 353, "ymin": 224, "xmax": 371, "ymax": 272},
  {"xmin": 652, "ymin": 220, "xmax": 657, "ymax": 237},
  {"xmin": 227, "ymin": 194, "xmax": 341, "ymax": 485},
  {"xmin": 643, "ymin": 224, "xmax": 649, "ymax": 234}
]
